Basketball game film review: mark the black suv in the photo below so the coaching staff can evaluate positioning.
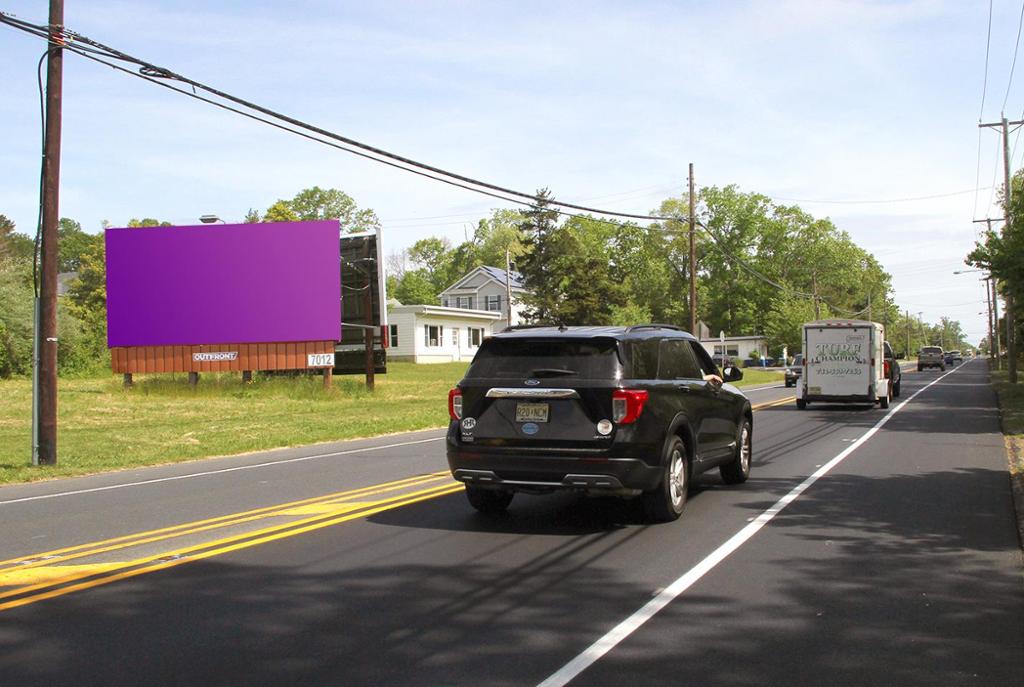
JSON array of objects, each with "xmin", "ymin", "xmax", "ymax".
[{"xmin": 446, "ymin": 325, "xmax": 753, "ymax": 522}]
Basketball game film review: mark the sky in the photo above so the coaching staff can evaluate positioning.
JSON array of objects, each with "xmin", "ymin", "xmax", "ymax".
[{"xmin": 0, "ymin": 0, "xmax": 1016, "ymax": 344}]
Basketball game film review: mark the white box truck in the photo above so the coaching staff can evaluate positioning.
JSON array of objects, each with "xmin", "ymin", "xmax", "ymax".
[{"xmin": 795, "ymin": 319, "xmax": 891, "ymax": 410}]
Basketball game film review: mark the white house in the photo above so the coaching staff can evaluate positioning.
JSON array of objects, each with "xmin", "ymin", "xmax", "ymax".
[
  {"xmin": 439, "ymin": 266, "xmax": 528, "ymax": 332},
  {"xmin": 699, "ymin": 334, "xmax": 769, "ymax": 362},
  {"xmin": 386, "ymin": 302, "xmax": 501, "ymax": 363}
]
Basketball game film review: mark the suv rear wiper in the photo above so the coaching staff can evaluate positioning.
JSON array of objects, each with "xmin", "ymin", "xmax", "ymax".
[{"xmin": 530, "ymin": 368, "xmax": 579, "ymax": 377}]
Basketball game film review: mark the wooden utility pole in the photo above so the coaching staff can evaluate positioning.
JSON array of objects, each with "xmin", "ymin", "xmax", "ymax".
[
  {"xmin": 905, "ymin": 309, "xmax": 911, "ymax": 358},
  {"xmin": 992, "ymin": 277, "xmax": 1001, "ymax": 364},
  {"xmin": 688, "ymin": 163, "xmax": 697, "ymax": 335},
  {"xmin": 985, "ymin": 278, "xmax": 995, "ymax": 361},
  {"xmin": 812, "ymin": 275, "xmax": 821, "ymax": 320},
  {"xmin": 35, "ymin": 0, "xmax": 64, "ymax": 466},
  {"xmin": 505, "ymin": 247, "xmax": 514, "ymax": 328},
  {"xmin": 980, "ymin": 116, "xmax": 1021, "ymax": 382},
  {"xmin": 363, "ymin": 245, "xmax": 375, "ymax": 391}
]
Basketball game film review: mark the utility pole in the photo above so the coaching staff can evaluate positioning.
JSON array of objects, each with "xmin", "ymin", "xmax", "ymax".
[
  {"xmin": 985, "ymin": 277, "xmax": 995, "ymax": 361},
  {"xmin": 688, "ymin": 163, "xmax": 697, "ymax": 335},
  {"xmin": 505, "ymin": 247, "xmax": 514, "ymax": 328},
  {"xmin": 812, "ymin": 275, "xmax": 821, "ymax": 319},
  {"xmin": 905, "ymin": 309, "xmax": 911, "ymax": 358},
  {"xmin": 992, "ymin": 278, "xmax": 1001, "ymax": 364},
  {"xmin": 973, "ymin": 218, "xmax": 1002, "ymax": 367},
  {"xmin": 35, "ymin": 0, "xmax": 64, "ymax": 466},
  {"xmin": 980, "ymin": 115, "xmax": 1021, "ymax": 382}
]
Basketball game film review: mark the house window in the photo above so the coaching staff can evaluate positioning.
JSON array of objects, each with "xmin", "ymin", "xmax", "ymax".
[
  {"xmin": 442, "ymin": 298, "xmax": 449, "ymax": 307},
  {"xmin": 389, "ymin": 324, "xmax": 399, "ymax": 347},
  {"xmin": 468, "ymin": 327, "xmax": 484, "ymax": 347},
  {"xmin": 453, "ymin": 328, "xmax": 460, "ymax": 348},
  {"xmin": 455, "ymin": 295, "xmax": 474, "ymax": 309},
  {"xmin": 713, "ymin": 344, "xmax": 739, "ymax": 357},
  {"xmin": 485, "ymin": 294, "xmax": 501, "ymax": 312},
  {"xmin": 424, "ymin": 324, "xmax": 443, "ymax": 347}
]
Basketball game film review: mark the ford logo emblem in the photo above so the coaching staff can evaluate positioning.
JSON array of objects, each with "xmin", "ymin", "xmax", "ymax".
[
  {"xmin": 524, "ymin": 379, "xmax": 540, "ymax": 386},
  {"xmin": 521, "ymin": 422, "xmax": 540, "ymax": 435}
]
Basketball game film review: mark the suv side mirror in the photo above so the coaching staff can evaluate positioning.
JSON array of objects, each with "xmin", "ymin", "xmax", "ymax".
[{"xmin": 722, "ymin": 366, "xmax": 743, "ymax": 383}]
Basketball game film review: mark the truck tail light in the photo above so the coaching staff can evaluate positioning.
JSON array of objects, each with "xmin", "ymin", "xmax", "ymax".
[
  {"xmin": 381, "ymin": 325, "xmax": 390, "ymax": 349},
  {"xmin": 612, "ymin": 389, "xmax": 649, "ymax": 424},
  {"xmin": 448, "ymin": 388, "xmax": 463, "ymax": 420}
]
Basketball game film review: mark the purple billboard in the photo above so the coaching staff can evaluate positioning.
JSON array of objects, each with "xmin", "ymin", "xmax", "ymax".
[{"xmin": 106, "ymin": 220, "xmax": 341, "ymax": 347}]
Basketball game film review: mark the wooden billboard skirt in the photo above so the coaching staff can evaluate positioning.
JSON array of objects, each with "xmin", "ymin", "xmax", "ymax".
[{"xmin": 110, "ymin": 341, "xmax": 335, "ymax": 374}]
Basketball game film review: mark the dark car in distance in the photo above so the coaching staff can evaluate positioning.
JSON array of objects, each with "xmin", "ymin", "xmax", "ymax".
[
  {"xmin": 784, "ymin": 354, "xmax": 803, "ymax": 388},
  {"xmin": 883, "ymin": 341, "xmax": 902, "ymax": 397},
  {"xmin": 446, "ymin": 325, "xmax": 753, "ymax": 522},
  {"xmin": 918, "ymin": 346, "xmax": 945, "ymax": 371}
]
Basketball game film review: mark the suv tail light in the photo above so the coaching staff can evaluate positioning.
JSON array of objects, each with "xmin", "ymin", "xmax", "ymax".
[
  {"xmin": 883, "ymin": 360, "xmax": 891, "ymax": 378},
  {"xmin": 448, "ymin": 388, "xmax": 463, "ymax": 420},
  {"xmin": 612, "ymin": 389, "xmax": 648, "ymax": 424}
]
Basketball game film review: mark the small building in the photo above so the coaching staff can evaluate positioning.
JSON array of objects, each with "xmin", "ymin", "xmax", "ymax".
[
  {"xmin": 699, "ymin": 334, "xmax": 768, "ymax": 362},
  {"xmin": 438, "ymin": 265, "xmax": 528, "ymax": 331},
  {"xmin": 387, "ymin": 303, "xmax": 501, "ymax": 363}
]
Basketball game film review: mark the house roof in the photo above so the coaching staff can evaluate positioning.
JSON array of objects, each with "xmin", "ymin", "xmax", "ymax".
[
  {"xmin": 441, "ymin": 265, "xmax": 526, "ymax": 294},
  {"xmin": 387, "ymin": 303, "xmax": 502, "ymax": 321},
  {"xmin": 479, "ymin": 265, "xmax": 525, "ymax": 289},
  {"xmin": 699, "ymin": 335, "xmax": 766, "ymax": 342}
]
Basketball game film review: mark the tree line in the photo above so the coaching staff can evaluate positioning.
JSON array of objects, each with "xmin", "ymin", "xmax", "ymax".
[
  {"xmin": 390, "ymin": 185, "xmax": 971, "ymax": 359},
  {"xmin": 0, "ymin": 183, "xmax": 972, "ymax": 378},
  {"xmin": 968, "ymin": 169, "xmax": 1023, "ymax": 371},
  {"xmin": 0, "ymin": 187, "xmax": 376, "ymax": 378}
]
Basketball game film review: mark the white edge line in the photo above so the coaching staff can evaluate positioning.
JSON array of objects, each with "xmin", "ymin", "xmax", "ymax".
[
  {"xmin": 0, "ymin": 435, "xmax": 446, "ymax": 506},
  {"xmin": 538, "ymin": 363, "xmax": 967, "ymax": 687}
]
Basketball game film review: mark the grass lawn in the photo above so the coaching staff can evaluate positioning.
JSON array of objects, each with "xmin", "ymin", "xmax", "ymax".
[
  {"xmin": 990, "ymin": 369, "xmax": 1024, "ymax": 477},
  {"xmin": 0, "ymin": 362, "xmax": 783, "ymax": 485},
  {"xmin": 0, "ymin": 362, "xmax": 469, "ymax": 484}
]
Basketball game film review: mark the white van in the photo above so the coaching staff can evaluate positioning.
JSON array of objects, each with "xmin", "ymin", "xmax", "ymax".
[{"xmin": 795, "ymin": 320, "xmax": 891, "ymax": 410}]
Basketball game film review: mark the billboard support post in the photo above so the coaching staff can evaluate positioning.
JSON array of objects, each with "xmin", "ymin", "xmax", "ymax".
[{"xmin": 364, "ymin": 242, "xmax": 376, "ymax": 391}]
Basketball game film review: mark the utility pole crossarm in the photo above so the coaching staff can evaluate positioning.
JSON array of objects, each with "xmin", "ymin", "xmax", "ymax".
[{"xmin": 979, "ymin": 119, "xmax": 1024, "ymax": 129}]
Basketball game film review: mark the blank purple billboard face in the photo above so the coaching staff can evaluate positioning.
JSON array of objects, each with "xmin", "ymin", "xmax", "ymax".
[{"xmin": 105, "ymin": 220, "xmax": 341, "ymax": 347}]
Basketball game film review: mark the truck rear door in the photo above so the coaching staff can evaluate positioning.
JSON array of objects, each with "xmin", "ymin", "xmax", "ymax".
[{"xmin": 805, "ymin": 325, "xmax": 871, "ymax": 398}]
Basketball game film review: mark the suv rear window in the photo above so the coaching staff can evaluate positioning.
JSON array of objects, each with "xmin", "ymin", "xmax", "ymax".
[
  {"xmin": 465, "ymin": 337, "xmax": 622, "ymax": 379},
  {"xmin": 922, "ymin": 347, "xmax": 942, "ymax": 354}
]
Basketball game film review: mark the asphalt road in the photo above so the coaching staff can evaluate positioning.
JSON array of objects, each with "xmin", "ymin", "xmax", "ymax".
[{"xmin": 1, "ymin": 360, "xmax": 1020, "ymax": 686}]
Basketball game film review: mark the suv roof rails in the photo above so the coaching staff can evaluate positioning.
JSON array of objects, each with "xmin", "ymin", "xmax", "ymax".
[
  {"xmin": 501, "ymin": 324, "xmax": 556, "ymax": 332},
  {"xmin": 624, "ymin": 323, "xmax": 688, "ymax": 333}
]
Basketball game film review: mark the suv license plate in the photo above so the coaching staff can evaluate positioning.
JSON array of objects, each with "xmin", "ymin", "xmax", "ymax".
[{"xmin": 515, "ymin": 402, "xmax": 549, "ymax": 423}]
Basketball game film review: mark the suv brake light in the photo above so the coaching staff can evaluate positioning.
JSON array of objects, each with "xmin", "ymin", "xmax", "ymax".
[
  {"xmin": 448, "ymin": 388, "xmax": 463, "ymax": 420},
  {"xmin": 884, "ymin": 360, "xmax": 891, "ymax": 377},
  {"xmin": 612, "ymin": 389, "xmax": 648, "ymax": 424}
]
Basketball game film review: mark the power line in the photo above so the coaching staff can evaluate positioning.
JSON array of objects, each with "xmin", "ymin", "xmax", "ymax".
[
  {"xmin": 1004, "ymin": 0, "xmax": 1024, "ymax": 113},
  {"xmin": 0, "ymin": 12, "xmax": 891, "ymax": 323},
  {"xmin": 0, "ymin": 13, "xmax": 682, "ymax": 225},
  {"xmin": 773, "ymin": 188, "xmax": 987, "ymax": 205},
  {"xmin": 981, "ymin": 0, "xmax": 993, "ymax": 119}
]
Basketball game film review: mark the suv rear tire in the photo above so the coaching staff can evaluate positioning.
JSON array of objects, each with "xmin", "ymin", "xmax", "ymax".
[
  {"xmin": 465, "ymin": 486, "xmax": 513, "ymax": 515},
  {"xmin": 720, "ymin": 420, "xmax": 752, "ymax": 484},
  {"xmin": 642, "ymin": 436, "xmax": 688, "ymax": 523}
]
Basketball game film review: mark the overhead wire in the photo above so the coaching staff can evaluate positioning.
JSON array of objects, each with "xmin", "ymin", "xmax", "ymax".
[
  {"xmin": 0, "ymin": 12, "xmax": 898, "ymax": 323},
  {"xmin": 1003, "ymin": 0, "xmax": 1024, "ymax": 113},
  {"xmin": 774, "ymin": 188, "xmax": 985, "ymax": 205},
  {"xmin": 981, "ymin": 0, "xmax": 993, "ymax": 120}
]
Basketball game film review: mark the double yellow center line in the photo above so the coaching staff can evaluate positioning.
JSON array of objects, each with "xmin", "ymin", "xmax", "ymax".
[
  {"xmin": 0, "ymin": 472, "xmax": 462, "ymax": 612},
  {"xmin": 2, "ymin": 393, "xmax": 797, "ymax": 613}
]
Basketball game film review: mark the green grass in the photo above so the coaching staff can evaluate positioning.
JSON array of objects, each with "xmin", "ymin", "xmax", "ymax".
[
  {"xmin": 0, "ymin": 362, "xmax": 783, "ymax": 485},
  {"xmin": 732, "ymin": 368, "xmax": 785, "ymax": 387},
  {"xmin": 990, "ymin": 369, "xmax": 1024, "ymax": 477},
  {"xmin": 0, "ymin": 362, "xmax": 469, "ymax": 484}
]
